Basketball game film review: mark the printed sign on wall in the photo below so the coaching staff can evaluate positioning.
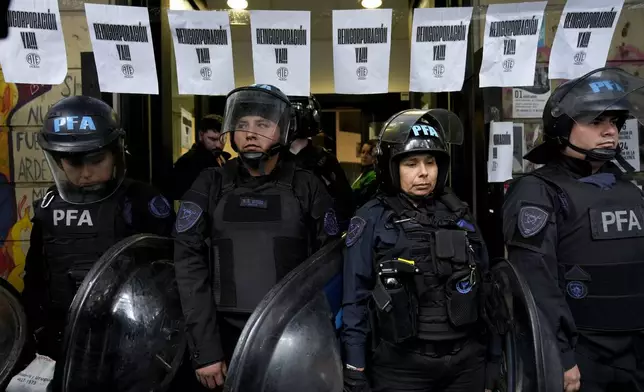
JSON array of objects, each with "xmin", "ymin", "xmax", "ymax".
[
  {"xmin": 0, "ymin": 0, "xmax": 67, "ymax": 85},
  {"xmin": 409, "ymin": 7, "xmax": 473, "ymax": 93},
  {"xmin": 168, "ymin": 10, "xmax": 235, "ymax": 96},
  {"xmin": 85, "ymin": 4, "xmax": 159, "ymax": 94},
  {"xmin": 332, "ymin": 9, "xmax": 393, "ymax": 94}
]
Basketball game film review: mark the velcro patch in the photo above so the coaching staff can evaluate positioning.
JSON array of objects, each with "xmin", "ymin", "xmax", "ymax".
[
  {"xmin": 346, "ymin": 216, "xmax": 366, "ymax": 247},
  {"xmin": 456, "ymin": 219, "xmax": 475, "ymax": 232},
  {"xmin": 149, "ymin": 195, "xmax": 171, "ymax": 218},
  {"xmin": 324, "ymin": 209, "xmax": 339, "ymax": 236},
  {"xmin": 176, "ymin": 201, "xmax": 203, "ymax": 233},
  {"xmin": 239, "ymin": 197, "xmax": 268, "ymax": 209},
  {"xmin": 518, "ymin": 205, "xmax": 549, "ymax": 238}
]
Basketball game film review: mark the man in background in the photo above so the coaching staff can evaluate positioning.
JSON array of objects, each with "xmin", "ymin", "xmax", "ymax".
[{"xmin": 169, "ymin": 114, "xmax": 231, "ymax": 201}]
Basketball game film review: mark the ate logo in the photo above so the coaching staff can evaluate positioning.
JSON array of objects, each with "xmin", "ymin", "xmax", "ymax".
[{"xmin": 53, "ymin": 210, "xmax": 94, "ymax": 227}]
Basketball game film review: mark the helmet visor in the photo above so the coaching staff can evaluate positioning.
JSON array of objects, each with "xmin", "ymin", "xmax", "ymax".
[
  {"xmin": 380, "ymin": 109, "xmax": 464, "ymax": 145},
  {"xmin": 43, "ymin": 140, "xmax": 126, "ymax": 204},
  {"xmin": 554, "ymin": 68, "xmax": 644, "ymax": 126},
  {"xmin": 221, "ymin": 90, "xmax": 291, "ymax": 148}
]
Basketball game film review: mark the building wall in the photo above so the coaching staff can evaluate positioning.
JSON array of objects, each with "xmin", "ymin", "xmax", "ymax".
[{"xmin": 0, "ymin": 0, "xmax": 111, "ymax": 292}]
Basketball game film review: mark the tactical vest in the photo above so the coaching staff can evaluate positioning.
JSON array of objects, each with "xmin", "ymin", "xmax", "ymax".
[
  {"xmin": 35, "ymin": 182, "xmax": 131, "ymax": 317},
  {"xmin": 373, "ymin": 192, "xmax": 480, "ymax": 343},
  {"xmin": 209, "ymin": 160, "xmax": 309, "ymax": 314},
  {"xmin": 530, "ymin": 165, "xmax": 644, "ymax": 331}
]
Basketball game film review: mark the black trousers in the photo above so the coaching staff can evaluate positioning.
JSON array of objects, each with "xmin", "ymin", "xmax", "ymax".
[
  {"xmin": 370, "ymin": 339, "xmax": 486, "ymax": 392},
  {"xmin": 577, "ymin": 352, "xmax": 644, "ymax": 392},
  {"xmin": 169, "ymin": 318, "xmax": 244, "ymax": 392}
]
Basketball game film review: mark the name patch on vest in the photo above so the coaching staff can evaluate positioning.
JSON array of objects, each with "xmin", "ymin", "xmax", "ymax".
[
  {"xmin": 239, "ymin": 197, "xmax": 268, "ymax": 209},
  {"xmin": 53, "ymin": 209, "xmax": 94, "ymax": 226},
  {"xmin": 589, "ymin": 206, "xmax": 644, "ymax": 240}
]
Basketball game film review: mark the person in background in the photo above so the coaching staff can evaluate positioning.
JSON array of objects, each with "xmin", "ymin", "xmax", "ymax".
[
  {"xmin": 352, "ymin": 140, "xmax": 379, "ymax": 208},
  {"xmin": 169, "ymin": 114, "xmax": 231, "ymax": 201},
  {"xmin": 288, "ymin": 94, "xmax": 354, "ymax": 231}
]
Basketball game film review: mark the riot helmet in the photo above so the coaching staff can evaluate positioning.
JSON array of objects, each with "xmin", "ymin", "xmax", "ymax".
[
  {"xmin": 290, "ymin": 94, "xmax": 322, "ymax": 139},
  {"xmin": 525, "ymin": 67, "xmax": 644, "ymax": 165},
  {"xmin": 376, "ymin": 109, "xmax": 463, "ymax": 195},
  {"xmin": 221, "ymin": 84, "xmax": 294, "ymax": 171},
  {"xmin": 38, "ymin": 96, "xmax": 126, "ymax": 204}
]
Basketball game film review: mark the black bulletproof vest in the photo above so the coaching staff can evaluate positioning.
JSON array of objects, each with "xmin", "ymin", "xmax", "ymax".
[
  {"xmin": 530, "ymin": 165, "xmax": 644, "ymax": 331},
  {"xmin": 35, "ymin": 183, "xmax": 130, "ymax": 315},
  {"xmin": 375, "ymin": 194, "xmax": 479, "ymax": 341},
  {"xmin": 209, "ymin": 160, "xmax": 309, "ymax": 313}
]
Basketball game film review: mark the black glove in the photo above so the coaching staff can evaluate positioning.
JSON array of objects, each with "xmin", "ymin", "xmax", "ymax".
[{"xmin": 343, "ymin": 367, "xmax": 371, "ymax": 392}]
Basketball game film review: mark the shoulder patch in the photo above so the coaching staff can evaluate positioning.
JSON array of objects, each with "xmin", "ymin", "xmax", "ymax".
[
  {"xmin": 518, "ymin": 205, "xmax": 549, "ymax": 238},
  {"xmin": 346, "ymin": 216, "xmax": 366, "ymax": 247},
  {"xmin": 176, "ymin": 201, "xmax": 203, "ymax": 233},
  {"xmin": 324, "ymin": 209, "xmax": 340, "ymax": 236},
  {"xmin": 149, "ymin": 195, "xmax": 171, "ymax": 218}
]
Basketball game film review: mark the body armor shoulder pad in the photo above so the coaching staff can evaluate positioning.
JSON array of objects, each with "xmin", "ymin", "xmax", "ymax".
[
  {"xmin": 522, "ymin": 167, "xmax": 570, "ymax": 219},
  {"xmin": 439, "ymin": 188, "xmax": 468, "ymax": 215}
]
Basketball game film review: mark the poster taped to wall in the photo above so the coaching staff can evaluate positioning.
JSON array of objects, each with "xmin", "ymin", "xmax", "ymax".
[
  {"xmin": 488, "ymin": 121, "xmax": 513, "ymax": 183},
  {"xmin": 168, "ymin": 10, "xmax": 235, "ymax": 96},
  {"xmin": 0, "ymin": 0, "xmax": 67, "ymax": 85},
  {"xmin": 85, "ymin": 4, "xmax": 159, "ymax": 94},
  {"xmin": 512, "ymin": 64, "xmax": 551, "ymax": 118},
  {"xmin": 479, "ymin": 1, "xmax": 547, "ymax": 88},
  {"xmin": 549, "ymin": 0, "xmax": 624, "ymax": 80},
  {"xmin": 409, "ymin": 7, "xmax": 473, "ymax": 93},
  {"xmin": 523, "ymin": 122, "xmax": 545, "ymax": 173},
  {"xmin": 332, "ymin": 9, "xmax": 393, "ymax": 94},
  {"xmin": 250, "ymin": 11, "xmax": 311, "ymax": 97},
  {"xmin": 619, "ymin": 119, "xmax": 640, "ymax": 172}
]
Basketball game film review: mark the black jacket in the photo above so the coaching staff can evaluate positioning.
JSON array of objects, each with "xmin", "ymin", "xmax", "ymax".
[{"xmin": 169, "ymin": 143, "xmax": 231, "ymax": 201}]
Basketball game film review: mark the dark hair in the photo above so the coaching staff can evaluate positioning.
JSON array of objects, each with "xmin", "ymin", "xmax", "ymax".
[
  {"xmin": 199, "ymin": 114, "xmax": 223, "ymax": 133},
  {"xmin": 364, "ymin": 139, "xmax": 378, "ymax": 153}
]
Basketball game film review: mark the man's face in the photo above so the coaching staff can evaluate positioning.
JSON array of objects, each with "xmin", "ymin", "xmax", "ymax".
[
  {"xmin": 233, "ymin": 115, "xmax": 280, "ymax": 153},
  {"xmin": 566, "ymin": 114, "xmax": 620, "ymax": 159},
  {"xmin": 200, "ymin": 129, "xmax": 225, "ymax": 151},
  {"xmin": 60, "ymin": 149, "xmax": 114, "ymax": 187}
]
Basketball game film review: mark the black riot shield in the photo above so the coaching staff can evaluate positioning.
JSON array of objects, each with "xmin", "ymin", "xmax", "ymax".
[
  {"xmin": 0, "ymin": 278, "xmax": 27, "ymax": 389},
  {"xmin": 54, "ymin": 234, "xmax": 186, "ymax": 392},
  {"xmin": 487, "ymin": 259, "xmax": 564, "ymax": 392},
  {"xmin": 224, "ymin": 238, "xmax": 345, "ymax": 392}
]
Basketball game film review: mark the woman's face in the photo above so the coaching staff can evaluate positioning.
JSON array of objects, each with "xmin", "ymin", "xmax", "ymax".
[
  {"xmin": 398, "ymin": 153, "xmax": 438, "ymax": 197},
  {"xmin": 360, "ymin": 143, "xmax": 375, "ymax": 167},
  {"xmin": 61, "ymin": 150, "xmax": 114, "ymax": 187}
]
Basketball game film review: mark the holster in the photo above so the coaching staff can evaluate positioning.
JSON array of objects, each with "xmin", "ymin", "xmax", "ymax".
[{"xmin": 371, "ymin": 278, "xmax": 418, "ymax": 344}]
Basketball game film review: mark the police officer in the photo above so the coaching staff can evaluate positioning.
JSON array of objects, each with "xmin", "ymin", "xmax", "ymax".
[
  {"xmin": 352, "ymin": 139, "xmax": 379, "ymax": 209},
  {"xmin": 173, "ymin": 84, "xmax": 339, "ymax": 390},
  {"xmin": 288, "ymin": 94, "xmax": 354, "ymax": 231},
  {"xmin": 22, "ymin": 96, "xmax": 175, "ymax": 362},
  {"xmin": 342, "ymin": 109, "xmax": 493, "ymax": 392},
  {"xmin": 503, "ymin": 67, "xmax": 644, "ymax": 392}
]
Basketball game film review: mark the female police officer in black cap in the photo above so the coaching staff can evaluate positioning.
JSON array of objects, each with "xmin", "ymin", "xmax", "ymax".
[
  {"xmin": 341, "ymin": 109, "xmax": 494, "ymax": 392},
  {"xmin": 22, "ymin": 96, "xmax": 174, "ymax": 361}
]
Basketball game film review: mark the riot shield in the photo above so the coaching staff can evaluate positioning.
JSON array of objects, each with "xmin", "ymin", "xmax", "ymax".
[
  {"xmin": 224, "ymin": 238, "xmax": 345, "ymax": 392},
  {"xmin": 55, "ymin": 234, "xmax": 186, "ymax": 392},
  {"xmin": 488, "ymin": 259, "xmax": 563, "ymax": 392},
  {"xmin": 0, "ymin": 278, "xmax": 27, "ymax": 389}
]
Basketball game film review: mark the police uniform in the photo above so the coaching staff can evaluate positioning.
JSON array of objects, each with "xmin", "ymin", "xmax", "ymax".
[
  {"xmin": 503, "ymin": 67, "xmax": 644, "ymax": 391},
  {"xmin": 172, "ymin": 85, "xmax": 339, "ymax": 377},
  {"xmin": 341, "ymin": 109, "xmax": 496, "ymax": 392},
  {"xmin": 21, "ymin": 96, "xmax": 175, "ymax": 362},
  {"xmin": 287, "ymin": 139, "xmax": 354, "ymax": 232}
]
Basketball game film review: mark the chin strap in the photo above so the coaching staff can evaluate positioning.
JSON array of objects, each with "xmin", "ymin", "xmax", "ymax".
[
  {"xmin": 239, "ymin": 144, "xmax": 284, "ymax": 176},
  {"xmin": 565, "ymin": 140, "xmax": 636, "ymax": 173}
]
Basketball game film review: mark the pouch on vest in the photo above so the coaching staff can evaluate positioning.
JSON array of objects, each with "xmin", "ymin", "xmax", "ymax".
[
  {"xmin": 434, "ymin": 230, "xmax": 468, "ymax": 277},
  {"xmin": 372, "ymin": 277, "xmax": 418, "ymax": 344},
  {"xmin": 445, "ymin": 267, "xmax": 479, "ymax": 327}
]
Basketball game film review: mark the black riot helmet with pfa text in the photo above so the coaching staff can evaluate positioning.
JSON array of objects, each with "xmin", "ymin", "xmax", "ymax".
[
  {"xmin": 38, "ymin": 96, "xmax": 126, "ymax": 205},
  {"xmin": 290, "ymin": 94, "xmax": 322, "ymax": 139},
  {"xmin": 525, "ymin": 67, "xmax": 644, "ymax": 166},
  {"xmin": 375, "ymin": 109, "xmax": 463, "ymax": 194},
  {"xmin": 221, "ymin": 84, "xmax": 294, "ymax": 171}
]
